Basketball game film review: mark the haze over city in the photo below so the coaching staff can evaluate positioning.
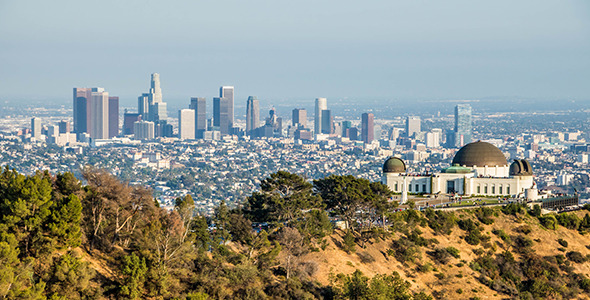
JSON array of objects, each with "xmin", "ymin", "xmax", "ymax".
[{"xmin": 1, "ymin": 0, "xmax": 590, "ymax": 106}]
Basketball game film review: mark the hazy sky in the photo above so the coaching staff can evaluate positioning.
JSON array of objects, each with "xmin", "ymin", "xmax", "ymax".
[{"xmin": 1, "ymin": 0, "xmax": 589, "ymax": 105}]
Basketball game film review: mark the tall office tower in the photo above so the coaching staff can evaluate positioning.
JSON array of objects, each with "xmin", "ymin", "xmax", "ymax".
[
  {"xmin": 58, "ymin": 120, "xmax": 70, "ymax": 134},
  {"xmin": 31, "ymin": 117, "xmax": 42, "ymax": 138},
  {"xmin": 361, "ymin": 113, "xmax": 374, "ymax": 143},
  {"xmin": 246, "ymin": 96, "xmax": 260, "ymax": 136},
  {"xmin": 190, "ymin": 97, "xmax": 206, "ymax": 139},
  {"xmin": 314, "ymin": 97, "xmax": 327, "ymax": 134},
  {"xmin": 138, "ymin": 94, "xmax": 150, "ymax": 120},
  {"xmin": 321, "ymin": 109, "xmax": 333, "ymax": 134},
  {"xmin": 134, "ymin": 120, "xmax": 155, "ymax": 140},
  {"xmin": 178, "ymin": 109, "xmax": 195, "ymax": 140},
  {"xmin": 341, "ymin": 121, "xmax": 352, "ymax": 138},
  {"xmin": 138, "ymin": 73, "xmax": 167, "ymax": 122},
  {"xmin": 213, "ymin": 86, "xmax": 234, "ymax": 135},
  {"xmin": 90, "ymin": 89, "xmax": 109, "ymax": 139},
  {"xmin": 150, "ymin": 73, "xmax": 162, "ymax": 103},
  {"xmin": 73, "ymin": 87, "xmax": 92, "ymax": 133},
  {"xmin": 108, "ymin": 96, "xmax": 119, "ymax": 138},
  {"xmin": 292, "ymin": 108, "xmax": 307, "ymax": 128},
  {"xmin": 453, "ymin": 104, "xmax": 472, "ymax": 147},
  {"xmin": 123, "ymin": 113, "xmax": 141, "ymax": 135},
  {"xmin": 406, "ymin": 116, "xmax": 421, "ymax": 137},
  {"xmin": 426, "ymin": 131, "xmax": 440, "ymax": 148}
]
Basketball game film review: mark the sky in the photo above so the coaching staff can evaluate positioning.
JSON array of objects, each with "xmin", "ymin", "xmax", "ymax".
[{"xmin": 0, "ymin": 0, "xmax": 589, "ymax": 106}]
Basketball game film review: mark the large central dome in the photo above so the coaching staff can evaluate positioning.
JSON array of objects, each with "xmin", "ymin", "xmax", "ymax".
[{"xmin": 452, "ymin": 141, "xmax": 507, "ymax": 167}]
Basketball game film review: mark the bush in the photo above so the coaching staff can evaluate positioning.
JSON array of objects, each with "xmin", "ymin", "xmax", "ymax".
[
  {"xmin": 580, "ymin": 278, "xmax": 590, "ymax": 292},
  {"xmin": 342, "ymin": 230, "xmax": 356, "ymax": 253},
  {"xmin": 557, "ymin": 238, "xmax": 568, "ymax": 248},
  {"xmin": 556, "ymin": 213, "xmax": 581, "ymax": 230},
  {"xmin": 391, "ymin": 238, "xmax": 421, "ymax": 264},
  {"xmin": 446, "ymin": 247, "xmax": 460, "ymax": 259},
  {"xmin": 502, "ymin": 203, "xmax": 525, "ymax": 216},
  {"xmin": 531, "ymin": 204, "xmax": 542, "ymax": 217},
  {"xmin": 429, "ymin": 248, "xmax": 453, "ymax": 264},
  {"xmin": 539, "ymin": 215, "xmax": 558, "ymax": 230},
  {"xmin": 424, "ymin": 208, "xmax": 456, "ymax": 235},
  {"xmin": 566, "ymin": 251, "xmax": 585, "ymax": 263},
  {"xmin": 492, "ymin": 229, "xmax": 511, "ymax": 242},
  {"xmin": 475, "ymin": 207, "xmax": 495, "ymax": 225}
]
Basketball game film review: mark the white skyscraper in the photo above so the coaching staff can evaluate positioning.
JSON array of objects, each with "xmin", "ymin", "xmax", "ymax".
[
  {"xmin": 178, "ymin": 109, "xmax": 195, "ymax": 140},
  {"xmin": 134, "ymin": 120, "xmax": 155, "ymax": 140},
  {"xmin": 31, "ymin": 117, "xmax": 42, "ymax": 138},
  {"xmin": 314, "ymin": 97, "xmax": 327, "ymax": 135},
  {"xmin": 90, "ymin": 89, "xmax": 109, "ymax": 139}
]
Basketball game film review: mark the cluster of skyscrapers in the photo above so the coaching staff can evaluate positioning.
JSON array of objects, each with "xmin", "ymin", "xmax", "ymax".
[{"xmin": 64, "ymin": 72, "xmax": 473, "ymax": 148}]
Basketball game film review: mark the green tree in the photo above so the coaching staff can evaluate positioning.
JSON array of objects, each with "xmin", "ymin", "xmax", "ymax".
[{"xmin": 120, "ymin": 253, "xmax": 148, "ymax": 300}]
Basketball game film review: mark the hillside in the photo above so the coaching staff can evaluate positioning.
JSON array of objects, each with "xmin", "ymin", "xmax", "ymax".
[{"xmin": 1, "ymin": 168, "xmax": 590, "ymax": 299}]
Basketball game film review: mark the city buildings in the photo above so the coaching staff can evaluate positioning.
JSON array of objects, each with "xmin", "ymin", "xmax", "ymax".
[
  {"xmin": 178, "ymin": 109, "xmax": 195, "ymax": 140},
  {"xmin": 213, "ymin": 86, "xmax": 234, "ymax": 135},
  {"xmin": 246, "ymin": 96, "xmax": 260, "ymax": 137},
  {"xmin": 315, "ymin": 97, "xmax": 327, "ymax": 135},
  {"xmin": 134, "ymin": 120, "xmax": 155, "ymax": 140},
  {"xmin": 405, "ymin": 116, "xmax": 421, "ymax": 138},
  {"xmin": 190, "ymin": 97, "xmax": 206, "ymax": 139},
  {"xmin": 108, "ymin": 96, "xmax": 119, "ymax": 138},
  {"xmin": 361, "ymin": 113, "xmax": 374, "ymax": 143},
  {"xmin": 123, "ymin": 112, "xmax": 141, "ymax": 135},
  {"xmin": 292, "ymin": 108, "xmax": 307, "ymax": 128},
  {"xmin": 31, "ymin": 117, "xmax": 41, "ymax": 138},
  {"xmin": 448, "ymin": 104, "xmax": 472, "ymax": 148},
  {"xmin": 73, "ymin": 87, "xmax": 117, "ymax": 140},
  {"xmin": 321, "ymin": 110, "xmax": 333, "ymax": 134}
]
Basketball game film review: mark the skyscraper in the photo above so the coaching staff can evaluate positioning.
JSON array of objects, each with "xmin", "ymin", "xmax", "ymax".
[
  {"xmin": 361, "ymin": 113, "xmax": 374, "ymax": 143},
  {"xmin": 321, "ymin": 109, "xmax": 333, "ymax": 134},
  {"xmin": 31, "ymin": 117, "xmax": 42, "ymax": 138},
  {"xmin": 134, "ymin": 120, "xmax": 155, "ymax": 140},
  {"xmin": 406, "ymin": 116, "xmax": 421, "ymax": 137},
  {"xmin": 108, "ymin": 96, "xmax": 119, "ymax": 138},
  {"xmin": 58, "ymin": 120, "xmax": 70, "ymax": 134},
  {"xmin": 178, "ymin": 109, "xmax": 195, "ymax": 140},
  {"xmin": 292, "ymin": 108, "xmax": 307, "ymax": 128},
  {"xmin": 190, "ymin": 97, "xmax": 206, "ymax": 139},
  {"xmin": 214, "ymin": 86, "xmax": 234, "ymax": 135},
  {"xmin": 138, "ymin": 73, "xmax": 168, "ymax": 122},
  {"xmin": 246, "ymin": 96, "xmax": 260, "ymax": 136},
  {"xmin": 123, "ymin": 112, "xmax": 141, "ymax": 135},
  {"xmin": 73, "ymin": 87, "xmax": 112, "ymax": 139},
  {"xmin": 315, "ymin": 97, "xmax": 327, "ymax": 135},
  {"xmin": 90, "ymin": 89, "xmax": 109, "ymax": 139},
  {"xmin": 453, "ymin": 104, "xmax": 472, "ymax": 147}
]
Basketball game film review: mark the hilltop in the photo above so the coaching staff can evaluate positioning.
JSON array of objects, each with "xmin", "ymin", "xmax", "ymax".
[{"xmin": 1, "ymin": 167, "xmax": 590, "ymax": 299}]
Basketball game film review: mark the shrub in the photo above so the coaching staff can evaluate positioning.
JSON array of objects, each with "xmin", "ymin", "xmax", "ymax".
[
  {"xmin": 515, "ymin": 225, "xmax": 532, "ymax": 235},
  {"xmin": 342, "ymin": 230, "xmax": 356, "ymax": 253},
  {"xmin": 502, "ymin": 203, "xmax": 525, "ymax": 216},
  {"xmin": 429, "ymin": 248, "xmax": 453, "ymax": 264},
  {"xmin": 446, "ymin": 247, "xmax": 460, "ymax": 259},
  {"xmin": 566, "ymin": 251, "xmax": 585, "ymax": 263},
  {"xmin": 492, "ymin": 229, "xmax": 511, "ymax": 242},
  {"xmin": 539, "ymin": 215, "xmax": 558, "ymax": 230},
  {"xmin": 475, "ymin": 207, "xmax": 495, "ymax": 225},
  {"xmin": 556, "ymin": 213, "xmax": 581, "ymax": 230},
  {"xmin": 391, "ymin": 238, "xmax": 421, "ymax": 264},
  {"xmin": 557, "ymin": 238, "xmax": 568, "ymax": 248},
  {"xmin": 357, "ymin": 251, "xmax": 376, "ymax": 264},
  {"xmin": 580, "ymin": 278, "xmax": 590, "ymax": 292},
  {"xmin": 531, "ymin": 204, "xmax": 542, "ymax": 217},
  {"xmin": 424, "ymin": 208, "xmax": 456, "ymax": 235}
]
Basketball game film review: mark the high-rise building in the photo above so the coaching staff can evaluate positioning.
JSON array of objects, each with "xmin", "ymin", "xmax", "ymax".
[
  {"xmin": 406, "ymin": 116, "xmax": 421, "ymax": 137},
  {"xmin": 90, "ymin": 89, "xmax": 109, "ymax": 139},
  {"xmin": 341, "ymin": 121, "xmax": 352, "ymax": 138},
  {"xmin": 314, "ymin": 98, "xmax": 327, "ymax": 135},
  {"xmin": 246, "ymin": 96, "xmax": 260, "ymax": 136},
  {"xmin": 190, "ymin": 97, "xmax": 206, "ymax": 139},
  {"xmin": 361, "ymin": 113, "xmax": 374, "ymax": 143},
  {"xmin": 452, "ymin": 104, "xmax": 472, "ymax": 147},
  {"xmin": 31, "ymin": 117, "xmax": 42, "ymax": 138},
  {"xmin": 108, "ymin": 96, "xmax": 119, "ymax": 138},
  {"xmin": 58, "ymin": 120, "xmax": 70, "ymax": 134},
  {"xmin": 292, "ymin": 108, "xmax": 307, "ymax": 128},
  {"xmin": 178, "ymin": 109, "xmax": 195, "ymax": 140},
  {"xmin": 123, "ymin": 113, "xmax": 141, "ymax": 135},
  {"xmin": 213, "ymin": 86, "xmax": 234, "ymax": 135},
  {"xmin": 321, "ymin": 109, "xmax": 333, "ymax": 134},
  {"xmin": 73, "ymin": 87, "xmax": 112, "ymax": 139},
  {"xmin": 134, "ymin": 120, "xmax": 155, "ymax": 140},
  {"xmin": 138, "ymin": 73, "xmax": 168, "ymax": 122}
]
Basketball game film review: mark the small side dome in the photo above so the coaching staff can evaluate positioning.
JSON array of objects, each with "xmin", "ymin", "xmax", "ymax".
[
  {"xmin": 509, "ymin": 159, "xmax": 533, "ymax": 176},
  {"xmin": 383, "ymin": 157, "xmax": 406, "ymax": 173}
]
